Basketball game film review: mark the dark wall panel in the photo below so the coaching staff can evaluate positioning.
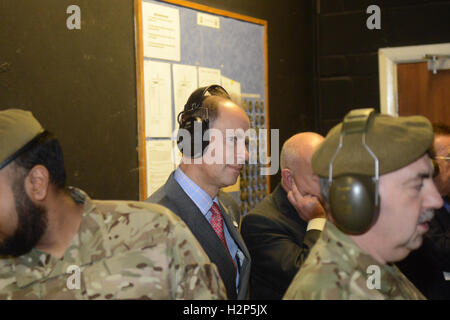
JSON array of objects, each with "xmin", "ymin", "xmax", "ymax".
[
  {"xmin": 315, "ymin": 0, "xmax": 450, "ymax": 134},
  {"xmin": 384, "ymin": 3, "xmax": 450, "ymax": 46},
  {"xmin": 4, "ymin": 0, "xmax": 445, "ymax": 198},
  {"xmin": 0, "ymin": 0, "xmax": 138, "ymax": 200},
  {"xmin": 0, "ymin": 0, "xmax": 316, "ymax": 196},
  {"xmin": 319, "ymin": 13, "xmax": 387, "ymax": 56},
  {"xmin": 320, "ymin": 53, "xmax": 378, "ymax": 77}
]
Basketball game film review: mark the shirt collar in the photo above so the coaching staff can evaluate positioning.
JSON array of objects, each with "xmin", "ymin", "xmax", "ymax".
[{"xmin": 174, "ymin": 167, "xmax": 218, "ymax": 216}]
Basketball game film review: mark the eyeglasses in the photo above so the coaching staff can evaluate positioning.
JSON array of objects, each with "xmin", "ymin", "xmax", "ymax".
[{"xmin": 434, "ymin": 156, "xmax": 450, "ymax": 161}]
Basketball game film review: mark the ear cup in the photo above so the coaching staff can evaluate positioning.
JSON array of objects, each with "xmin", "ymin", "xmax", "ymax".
[
  {"xmin": 329, "ymin": 174, "xmax": 380, "ymax": 234},
  {"xmin": 177, "ymin": 117, "xmax": 210, "ymax": 158}
]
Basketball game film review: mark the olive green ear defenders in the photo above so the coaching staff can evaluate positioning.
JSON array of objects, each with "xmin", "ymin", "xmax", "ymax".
[{"xmin": 327, "ymin": 108, "xmax": 379, "ymax": 235}]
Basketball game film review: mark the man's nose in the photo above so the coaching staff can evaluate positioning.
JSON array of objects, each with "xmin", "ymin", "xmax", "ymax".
[{"xmin": 425, "ymin": 180, "xmax": 444, "ymax": 210}]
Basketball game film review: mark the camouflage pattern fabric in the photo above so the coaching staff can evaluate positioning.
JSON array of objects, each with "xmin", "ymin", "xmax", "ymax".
[
  {"xmin": 0, "ymin": 187, "xmax": 226, "ymax": 300},
  {"xmin": 284, "ymin": 221, "xmax": 425, "ymax": 300}
]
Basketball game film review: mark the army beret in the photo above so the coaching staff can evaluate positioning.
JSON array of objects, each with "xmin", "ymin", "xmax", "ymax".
[
  {"xmin": 0, "ymin": 109, "xmax": 44, "ymax": 170},
  {"xmin": 312, "ymin": 110, "xmax": 433, "ymax": 178}
]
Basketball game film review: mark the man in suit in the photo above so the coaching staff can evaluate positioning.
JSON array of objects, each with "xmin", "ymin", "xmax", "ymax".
[
  {"xmin": 241, "ymin": 132, "xmax": 326, "ymax": 299},
  {"xmin": 146, "ymin": 85, "xmax": 251, "ymax": 300},
  {"xmin": 397, "ymin": 122, "xmax": 450, "ymax": 299}
]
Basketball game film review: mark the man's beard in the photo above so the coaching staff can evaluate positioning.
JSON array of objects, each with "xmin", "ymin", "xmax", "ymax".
[{"xmin": 0, "ymin": 176, "xmax": 48, "ymax": 257}]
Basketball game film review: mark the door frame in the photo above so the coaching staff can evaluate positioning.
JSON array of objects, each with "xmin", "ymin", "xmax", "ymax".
[{"xmin": 378, "ymin": 43, "xmax": 450, "ymax": 116}]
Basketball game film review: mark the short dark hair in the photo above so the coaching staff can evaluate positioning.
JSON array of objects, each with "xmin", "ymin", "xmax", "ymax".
[
  {"xmin": 179, "ymin": 95, "xmax": 230, "ymax": 127},
  {"xmin": 430, "ymin": 123, "xmax": 450, "ymax": 158},
  {"xmin": 13, "ymin": 132, "xmax": 66, "ymax": 189},
  {"xmin": 433, "ymin": 122, "xmax": 450, "ymax": 136},
  {"xmin": 201, "ymin": 95, "xmax": 225, "ymax": 124},
  {"xmin": 178, "ymin": 86, "xmax": 231, "ymax": 126},
  {"xmin": 202, "ymin": 86, "xmax": 231, "ymax": 123}
]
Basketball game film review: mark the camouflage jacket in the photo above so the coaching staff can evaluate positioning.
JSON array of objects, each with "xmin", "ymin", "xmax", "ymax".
[
  {"xmin": 0, "ymin": 187, "xmax": 226, "ymax": 300},
  {"xmin": 284, "ymin": 221, "xmax": 425, "ymax": 300}
]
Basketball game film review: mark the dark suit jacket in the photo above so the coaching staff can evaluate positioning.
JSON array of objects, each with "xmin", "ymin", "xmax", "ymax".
[
  {"xmin": 397, "ymin": 196, "xmax": 450, "ymax": 299},
  {"xmin": 241, "ymin": 183, "xmax": 321, "ymax": 300},
  {"xmin": 146, "ymin": 172, "xmax": 251, "ymax": 300}
]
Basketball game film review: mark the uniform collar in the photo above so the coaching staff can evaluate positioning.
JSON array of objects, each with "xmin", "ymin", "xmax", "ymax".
[{"xmin": 323, "ymin": 221, "xmax": 424, "ymax": 298}]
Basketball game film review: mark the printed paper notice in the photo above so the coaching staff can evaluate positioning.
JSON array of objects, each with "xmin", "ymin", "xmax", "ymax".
[
  {"xmin": 146, "ymin": 140, "xmax": 175, "ymax": 196},
  {"xmin": 198, "ymin": 67, "xmax": 221, "ymax": 87},
  {"xmin": 221, "ymin": 76, "xmax": 242, "ymax": 105},
  {"xmin": 144, "ymin": 60, "xmax": 172, "ymax": 138},
  {"xmin": 197, "ymin": 12, "xmax": 220, "ymax": 29},
  {"xmin": 172, "ymin": 64, "xmax": 198, "ymax": 118},
  {"xmin": 142, "ymin": 2, "xmax": 180, "ymax": 61}
]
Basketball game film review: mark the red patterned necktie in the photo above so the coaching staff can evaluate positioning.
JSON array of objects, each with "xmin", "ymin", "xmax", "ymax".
[
  {"xmin": 210, "ymin": 202, "xmax": 237, "ymax": 272},
  {"xmin": 210, "ymin": 202, "xmax": 229, "ymax": 250}
]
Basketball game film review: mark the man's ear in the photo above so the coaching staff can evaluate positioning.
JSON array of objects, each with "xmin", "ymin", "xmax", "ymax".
[
  {"xmin": 24, "ymin": 165, "xmax": 50, "ymax": 202},
  {"xmin": 281, "ymin": 168, "xmax": 293, "ymax": 191}
]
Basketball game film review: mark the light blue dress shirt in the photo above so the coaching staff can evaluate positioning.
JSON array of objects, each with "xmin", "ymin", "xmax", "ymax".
[{"xmin": 174, "ymin": 167, "xmax": 241, "ymax": 290}]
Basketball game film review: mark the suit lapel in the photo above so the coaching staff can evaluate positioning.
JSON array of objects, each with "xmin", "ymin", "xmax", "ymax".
[
  {"xmin": 218, "ymin": 196, "xmax": 251, "ymax": 299},
  {"xmin": 218, "ymin": 198, "xmax": 249, "ymax": 258},
  {"xmin": 164, "ymin": 174, "xmax": 238, "ymax": 299}
]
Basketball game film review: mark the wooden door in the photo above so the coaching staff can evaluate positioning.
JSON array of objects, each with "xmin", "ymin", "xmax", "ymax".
[{"xmin": 397, "ymin": 62, "xmax": 450, "ymax": 125}]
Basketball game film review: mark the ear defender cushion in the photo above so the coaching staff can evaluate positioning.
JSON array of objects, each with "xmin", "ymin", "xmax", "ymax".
[
  {"xmin": 329, "ymin": 174, "xmax": 380, "ymax": 235},
  {"xmin": 177, "ymin": 117, "xmax": 210, "ymax": 158}
]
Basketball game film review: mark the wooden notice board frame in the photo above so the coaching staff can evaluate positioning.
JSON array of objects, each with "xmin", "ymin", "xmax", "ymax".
[{"xmin": 134, "ymin": 0, "xmax": 269, "ymax": 200}]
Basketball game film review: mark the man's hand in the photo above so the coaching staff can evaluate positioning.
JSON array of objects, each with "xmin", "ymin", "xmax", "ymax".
[{"xmin": 287, "ymin": 181, "xmax": 326, "ymax": 222}]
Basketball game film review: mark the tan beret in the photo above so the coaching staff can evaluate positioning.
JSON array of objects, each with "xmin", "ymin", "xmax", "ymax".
[
  {"xmin": 0, "ymin": 109, "xmax": 44, "ymax": 170},
  {"xmin": 312, "ymin": 111, "xmax": 433, "ymax": 178}
]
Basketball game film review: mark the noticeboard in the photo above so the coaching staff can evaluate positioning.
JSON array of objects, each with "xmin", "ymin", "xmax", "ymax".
[{"xmin": 135, "ymin": 0, "xmax": 269, "ymax": 208}]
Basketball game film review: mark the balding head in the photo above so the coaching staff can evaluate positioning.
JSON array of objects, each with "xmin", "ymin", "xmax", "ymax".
[
  {"xmin": 280, "ymin": 132, "xmax": 324, "ymax": 197},
  {"xmin": 281, "ymin": 132, "xmax": 324, "ymax": 170}
]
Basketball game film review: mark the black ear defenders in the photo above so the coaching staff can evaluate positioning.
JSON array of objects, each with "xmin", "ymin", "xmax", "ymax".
[
  {"xmin": 176, "ymin": 85, "xmax": 230, "ymax": 158},
  {"xmin": 328, "ymin": 108, "xmax": 380, "ymax": 235}
]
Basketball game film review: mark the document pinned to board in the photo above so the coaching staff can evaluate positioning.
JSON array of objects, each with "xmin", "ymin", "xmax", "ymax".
[
  {"xmin": 221, "ymin": 76, "xmax": 242, "ymax": 106},
  {"xmin": 146, "ymin": 140, "xmax": 176, "ymax": 196},
  {"xmin": 197, "ymin": 12, "xmax": 220, "ymax": 29},
  {"xmin": 144, "ymin": 60, "xmax": 173, "ymax": 138},
  {"xmin": 172, "ymin": 64, "xmax": 198, "ymax": 118},
  {"xmin": 142, "ymin": 1, "xmax": 181, "ymax": 61},
  {"xmin": 198, "ymin": 67, "xmax": 222, "ymax": 88}
]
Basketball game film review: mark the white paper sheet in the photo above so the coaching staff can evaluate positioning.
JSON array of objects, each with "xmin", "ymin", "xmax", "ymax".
[
  {"xmin": 198, "ymin": 67, "xmax": 222, "ymax": 87},
  {"xmin": 172, "ymin": 64, "xmax": 198, "ymax": 118},
  {"xmin": 197, "ymin": 12, "xmax": 220, "ymax": 29},
  {"xmin": 221, "ymin": 76, "xmax": 242, "ymax": 105},
  {"xmin": 146, "ymin": 140, "xmax": 176, "ymax": 196},
  {"xmin": 144, "ymin": 60, "xmax": 172, "ymax": 138},
  {"xmin": 172, "ymin": 141, "xmax": 183, "ymax": 167},
  {"xmin": 142, "ymin": 2, "xmax": 180, "ymax": 61}
]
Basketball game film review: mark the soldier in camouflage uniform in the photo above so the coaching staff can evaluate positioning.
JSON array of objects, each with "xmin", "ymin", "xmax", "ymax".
[
  {"xmin": 284, "ymin": 109, "xmax": 443, "ymax": 300},
  {"xmin": 0, "ymin": 109, "xmax": 226, "ymax": 299}
]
